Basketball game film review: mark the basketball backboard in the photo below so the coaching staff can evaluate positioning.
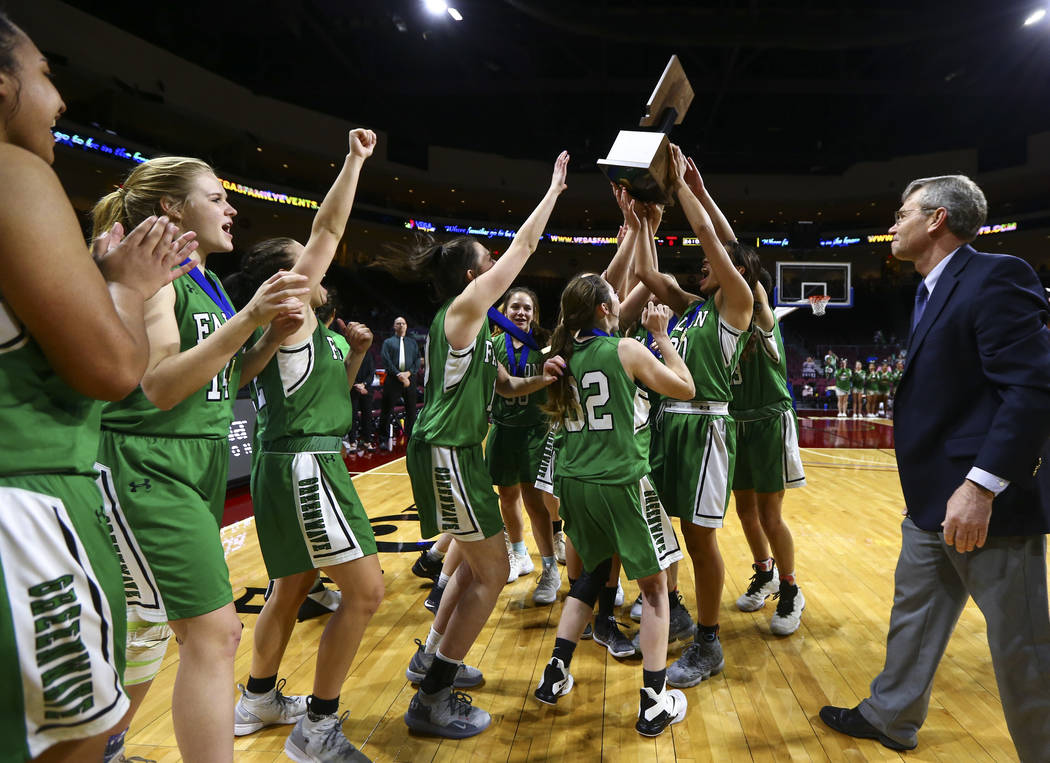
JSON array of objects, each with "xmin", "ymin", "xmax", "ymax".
[{"xmin": 773, "ymin": 261, "xmax": 853, "ymax": 308}]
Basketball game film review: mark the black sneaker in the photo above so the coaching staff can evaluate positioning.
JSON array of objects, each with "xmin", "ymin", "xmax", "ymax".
[
  {"xmin": 770, "ymin": 581, "xmax": 805, "ymax": 636},
  {"xmin": 412, "ymin": 549, "xmax": 443, "ymax": 581},
  {"xmin": 424, "ymin": 581, "xmax": 443, "ymax": 614},
  {"xmin": 593, "ymin": 616, "xmax": 637, "ymax": 658},
  {"xmin": 534, "ymin": 657, "xmax": 574, "ymax": 705},
  {"xmin": 635, "ymin": 686, "xmax": 688, "ymax": 737},
  {"xmin": 631, "ymin": 591, "xmax": 695, "ymax": 651},
  {"xmin": 736, "ymin": 564, "xmax": 779, "ymax": 612}
]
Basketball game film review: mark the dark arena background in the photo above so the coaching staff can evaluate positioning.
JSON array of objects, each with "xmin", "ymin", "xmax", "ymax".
[{"xmin": 5, "ymin": 0, "xmax": 1050, "ymax": 760}]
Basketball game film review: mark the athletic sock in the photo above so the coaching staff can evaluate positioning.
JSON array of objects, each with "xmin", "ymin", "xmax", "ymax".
[
  {"xmin": 307, "ymin": 695, "xmax": 339, "ymax": 720},
  {"xmin": 782, "ymin": 571, "xmax": 796, "ymax": 585},
  {"xmin": 245, "ymin": 674, "xmax": 277, "ymax": 695},
  {"xmin": 755, "ymin": 557, "xmax": 774, "ymax": 572},
  {"xmin": 552, "ymin": 520, "xmax": 563, "ymax": 534},
  {"xmin": 552, "ymin": 637, "xmax": 576, "ymax": 668},
  {"xmin": 597, "ymin": 585, "xmax": 617, "ymax": 621},
  {"xmin": 437, "ymin": 572, "xmax": 450, "ymax": 589},
  {"xmin": 426, "ymin": 547, "xmax": 445, "ymax": 562},
  {"xmin": 642, "ymin": 668, "xmax": 667, "ymax": 694},
  {"xmin": 541, "ymin": 555, "xmax": 556, "ymax": 569},
  {"xmin": 420, "ymin": 652, "xmax": 459, "ymax": 695},
  {"xmin": 696, "ymin": 623, "xmax": 719, "ymax": 643},
  {"xmin": 511, "ymin": 541, "xmax": 527, "ymax": 556},
  {"xmin": 424, "ymin": 626, "xmax": 443, "ymax": 654}
]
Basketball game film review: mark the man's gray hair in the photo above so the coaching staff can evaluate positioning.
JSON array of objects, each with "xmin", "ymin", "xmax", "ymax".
[{"xmin": 902, "ymin": 175, "xmax": 987, "ymax": 242}]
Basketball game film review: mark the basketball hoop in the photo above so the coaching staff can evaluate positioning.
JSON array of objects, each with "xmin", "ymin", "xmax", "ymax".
[{"xmin": 808, "ymin": 295, "xmax": 831, "ymax": 316}]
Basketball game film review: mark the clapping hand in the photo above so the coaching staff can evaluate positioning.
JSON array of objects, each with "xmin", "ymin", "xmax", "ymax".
[{"xmin": 94, "ymin": 216, "xmax": 199, "ymax": 299}]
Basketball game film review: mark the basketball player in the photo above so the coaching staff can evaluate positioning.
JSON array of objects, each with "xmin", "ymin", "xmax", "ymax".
[
  {"xmin": 533, "ymin": 274, "xmax": 692, "ymax": 736},
  {"xmin": 0, "ymin": 15, "xmax": 198, "ymax": 759},
  {"xmin": 91, "ymin": 154, "xmax": 309, "ymax": 761}
]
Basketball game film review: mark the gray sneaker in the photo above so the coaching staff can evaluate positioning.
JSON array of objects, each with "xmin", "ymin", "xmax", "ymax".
[
  {"xmin": 404, "ymin": 639, "xmax": 483, "ymax": 688},
  {"xmin": 593, "ymin": 616, "xmax": 637, "ymax": 658},
  {"xmin": 532, "ymin": 564, "xmax": 561, "ymax": 605},
  {"xmin": 234, "ymin": 679, "xmax": 308, "ymax": 735},
  {"xmin": 630, "ymin": 593, "xmax": 696, "ymax": 651},
  {"xmin": 553, "ymin": 531, "xmax": 566, "ymax": 565},
  {"xmin": 666, "ymin": 638, "xmax": 725, "ymax": 688},
  {"xmin": 403, "ymin": 687, "xmax": 491, "ymax": 739},
  {"xmin": 284, "ymin": 711, "xmax": 370, "ymax": 762}
]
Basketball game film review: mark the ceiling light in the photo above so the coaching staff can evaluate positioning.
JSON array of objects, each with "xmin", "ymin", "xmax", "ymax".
[
  {"xmin": 1024, "ymin": 8, "xmax": 1046, "ymax": 25},
  {"xmin": 424, "ymin": 0, "xmax": 448, "ymax": 15},
  {"xmin": 448, "ymin": 7, "xmax": 463, "ymax": 21}
]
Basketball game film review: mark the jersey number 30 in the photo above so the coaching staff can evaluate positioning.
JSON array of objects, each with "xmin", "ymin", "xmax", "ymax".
[{"xmin": 564, "ymin": 371, "xmax": 613, "ymax": 432}]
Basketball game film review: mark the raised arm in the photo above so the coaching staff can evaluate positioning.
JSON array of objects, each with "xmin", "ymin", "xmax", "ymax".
[
  {"xmin": 0, "ymin": 147, "xmax": 196, "ymax": 400},
  {"xmin": 292, "ymin": 129, "xmax": 376, "ymax": 291},
  {"xmin": 619, "ymin": 303, "xmax": 694, "ymax": 399},
  {"xmin": 753, "ymin": 280, "xmax": 775, "ymax": 332},
  {"xmin": 669, "ymin": 144, "xmax": 753, "ymax": 331},
  {"xmin": 632, "ymin": 210, "xmax": 698, "ymax": 316},
  {"xmin": 602, "ymin": 184, "xmax": 639, "ymax": 300},
  {"xmin": 684, "ymin": 157, "xmax": 736, "ymax": 245},
  {"xmin": 446, "ymin": 151, "xmax": 569, "ymax": 349}
]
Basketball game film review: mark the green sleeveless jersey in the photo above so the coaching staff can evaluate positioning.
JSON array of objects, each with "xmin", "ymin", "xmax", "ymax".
[
  {"xmin": 0, "ymin": 299, "xmax": 100, "ymax": 476},
  {"xmin": 875, "ymin": 369, "xmax": 892, "ymax": 393},
  {"xmin": 490, "ymin": 332, "xmax": 545, "ymax": 428},
  {"xmin": 729, "ymin": 318, "xmax": 791, "ymax": 419},
  {"xmin": 669, "ymin": 299, "xmax": 750, "ymax": 403},
  {"xmin": 101, "ymin": 269, "xmax": 241, "ymax": 439},
  {"xmin": 252, "ymin": 322, "xmax": 353, "ymax": 442},
  {"xmin": 835, "ymin": 367, "xmax": 852, "ymax": 392},
  {"xmin": 558, "ymin": 336, "xmax": 650, "ymax": 484},
  {"xmin": 413, "ymin": 300, "xmax": 498, "ymax": 447},
  {"xmin": 852, "ymin": 369, "xmax": 867, "ymax": 389}
]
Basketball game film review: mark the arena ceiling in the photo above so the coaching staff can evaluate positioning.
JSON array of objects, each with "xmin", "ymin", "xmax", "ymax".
[{"xmin": 63, "ymin": 0, "xmax": 1050, "ymax": 176}]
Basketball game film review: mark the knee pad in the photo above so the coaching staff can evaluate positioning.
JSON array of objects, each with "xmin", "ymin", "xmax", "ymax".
[
  {"xmin": 567, "ymin": 558, "xmax": 613, "ymax": 608},
  {"xmin": 124, "ymin": 621, "xmax": 173, "ymax": 686}
]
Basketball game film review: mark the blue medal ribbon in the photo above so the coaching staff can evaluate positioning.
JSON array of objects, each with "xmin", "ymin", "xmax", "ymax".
[
  {"xmin": 487, "ymin": 307, "xmax": 540, "ymax": 351},
  {"xmin": 505, "ymin": 332, "xmax": 532, "ymax": 377},
  {"xmin": 581, "ymin": 328, "xmax": 611, "ymax": 337},
  {"xmin": 181, "ymin": 259, "xmax": 235, "ymax": 319}
]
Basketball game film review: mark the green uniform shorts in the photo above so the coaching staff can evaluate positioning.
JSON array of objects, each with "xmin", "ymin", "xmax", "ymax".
[
  {"xmin": 95, "ymin": 430, "xmax": 232, "ymax": 623},
  {"xmin": 651, "ymin": 411, "xmax": 736, "ymax": 529},
  {"xmin": 733, "ymin": 409, "xmax": 807, "ymax": 493},
  {"xmin": 557, "ymin": 474, "xmax": 683, "ymax": 580},
  {"xmin": 407, "ymin": 438, "xmax": 503, "ymax": 542},
  {"xmin": 485, "ymin": 422, "xmax": 547, "ymax": 487},
  {"xmin": 251, "ymin": 437, "xmax": 377, "ymax": 579},
  {"xmin": 0, "ymin": 474, "xmax": 129, "ymax": 762}
]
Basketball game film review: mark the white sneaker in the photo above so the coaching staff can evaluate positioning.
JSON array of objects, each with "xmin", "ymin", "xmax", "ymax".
[
  {"xmin": 614, "ymin": 580, "xmax": 625, "ymax": 608},
  {"xmin": 234, "ymin": 679, "xmax": 308, "ymax": 735},
  {"xmin": 553, "ymin": 531, "xmax": 566, "ymax": 565},
  {"xmin": 736, "ymin": 564, "xmax": 780, "ymax": 612},
  {"xmin": 532, "ymin": 564, "xmax": 561, "ymax": 605},
  {"xmin": 629, "ymin": 593, "xmax": 643, "ymax": 622},
  {"xmin": 506, "ymin": 550, "xmax": 520, "ymax": 583},
  {"xmin": 770, "ymin": 582, "xmax": 805, "ymax": 636},
  {"xmin": 515, "ymin": 551, "xmax": 535, "ymax": 577}
]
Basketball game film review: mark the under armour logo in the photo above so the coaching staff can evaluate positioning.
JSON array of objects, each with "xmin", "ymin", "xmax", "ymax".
[{"xmin": 128, "ymin": 479, "xmax": 152, "ymax": 493}]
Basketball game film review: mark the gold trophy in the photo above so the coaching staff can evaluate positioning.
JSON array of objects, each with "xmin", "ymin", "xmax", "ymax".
[{"xmin": 597, "ymin": 55, "xmax": 694, "ymax": 205}]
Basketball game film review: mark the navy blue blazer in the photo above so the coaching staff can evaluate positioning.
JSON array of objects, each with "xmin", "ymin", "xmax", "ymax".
[
  {"xmin": 894, "ymin": 244, "xmax": 1050, "ymax": 536},
  {"xmin": 381, "ymin": 334, "xmax": 421, "ymax": 376}
]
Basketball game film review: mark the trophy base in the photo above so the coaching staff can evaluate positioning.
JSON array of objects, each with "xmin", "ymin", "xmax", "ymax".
[{"xmin": 597, "ymin": 130, "xmax": 675, "ymax": 206}]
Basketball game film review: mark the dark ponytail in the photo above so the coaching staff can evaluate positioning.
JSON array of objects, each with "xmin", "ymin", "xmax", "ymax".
[
  {"xmin": 371, "ymin": 234, "xmax": 483, "ymax": 302},
  {"xmin": 225, "ymin": 237, "xmax": 298, "ymax": 309},
  {"xmin": 541, "ymin": 274, "xmax": 614, "ymax": 425}
]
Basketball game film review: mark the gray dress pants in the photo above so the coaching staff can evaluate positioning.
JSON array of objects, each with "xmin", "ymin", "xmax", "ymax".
[{"xmin": 859, "ymin": 517, "xmax": 1050, "ymax": 761}]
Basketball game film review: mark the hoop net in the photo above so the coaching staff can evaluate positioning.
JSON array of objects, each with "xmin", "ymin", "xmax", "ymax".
[{"xmin": 808, "ymin": 295, "xmax": 831, "ymax": 316}]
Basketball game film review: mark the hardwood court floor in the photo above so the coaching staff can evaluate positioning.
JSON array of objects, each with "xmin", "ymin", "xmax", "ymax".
[{"xmin": 125, "ymin": 445, "xmax": 1038, "ymax": 762}]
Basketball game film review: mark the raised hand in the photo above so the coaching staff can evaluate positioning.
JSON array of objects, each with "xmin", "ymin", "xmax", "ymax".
[
  {"xmin": 268, "ymin": 300, "xmax": 307, "ymax": 342},
  {"xmin": 684, "ymin": 157, "xmax": 706, "ymax": 197},
  {"xmin": 613, "ymin": 184, "xmax": 640, "ymax": 230},
  {"xmin": 550, "ymin": 150, "xmax": 570, "ymax": 194},
  {"xmin": 340, "ymin": 319, "xmax": 374, "ymax": 354},
  {"xmin": 641, "ymin": 301, "xmax": 673, "ymax": 336},
  {"xmin": 641, "ymin": 201, "xmax": 664, "ymax": 233},
  {"xmin": 624, "ymin": 198, "xmax": 642, "ymax": 231},
  {"xmin": 349, "ymin": 128, "xmax": 378, "ymax": 160},
  {"xmin": 96, "ymin": 215, "xmax": 199, "ymax": 299},
  {"xmin": 244, "ymin": 270, "xmax": 310, "ymax": 327},
  {"xmin": 668, "ymin": 143, "xmax": 689, "ymax": 183}
]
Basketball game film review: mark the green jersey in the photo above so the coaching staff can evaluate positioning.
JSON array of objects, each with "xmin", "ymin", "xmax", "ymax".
[
  {"xmin": 852, "ymin": 369, "xmax": 867, "ymax": 390},
  {"xmin": 413, "ymin": 299, "xmax": 498, "ymax": 447},
  {"xmin": 252, "ymin": 322, "xmax": 353, "ymax": 442},
  {"xmin": 102, "ymin": 270, "xmax": 241, "ymax": 438},
  {"xmin": 875, "ymin": 369, "xmax": 891, "ymax": 393},
  {"xmin": 863, "ymin": 370, "xmax": 878, "ymax": 393},
  {"xmin": 558, "ymin": 335, "xmax": 650, "ymax": 484},
  {"xmin": 891, "ymin": 369, "xmax": 903, "ymax": 389},
  {"xmin": 669, "ymin": 299, "xmax": 750, "ymax": 403},
  {"xmin": 729, "ymin": 318, "xmax": 791, "ymax": 419},
  {"xmin": 0, "ymin": 299, "xmax": 100, "ymax": 476},
  {"xmin": 490, "ymin": 332, "xmax": 545, "ymax": 427},
  {"xmin": 835, "ymin": 367, "xmax": 852, "ymax": 392}
]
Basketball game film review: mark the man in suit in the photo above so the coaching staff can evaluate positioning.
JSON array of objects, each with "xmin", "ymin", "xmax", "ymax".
[
  {"xmin": 378, "ymin": 316, "xmax": 421, "ymax": 447},
  {"xmin": 819, "ymin": 175, "xmax": 1050, "ymax": 761}
]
